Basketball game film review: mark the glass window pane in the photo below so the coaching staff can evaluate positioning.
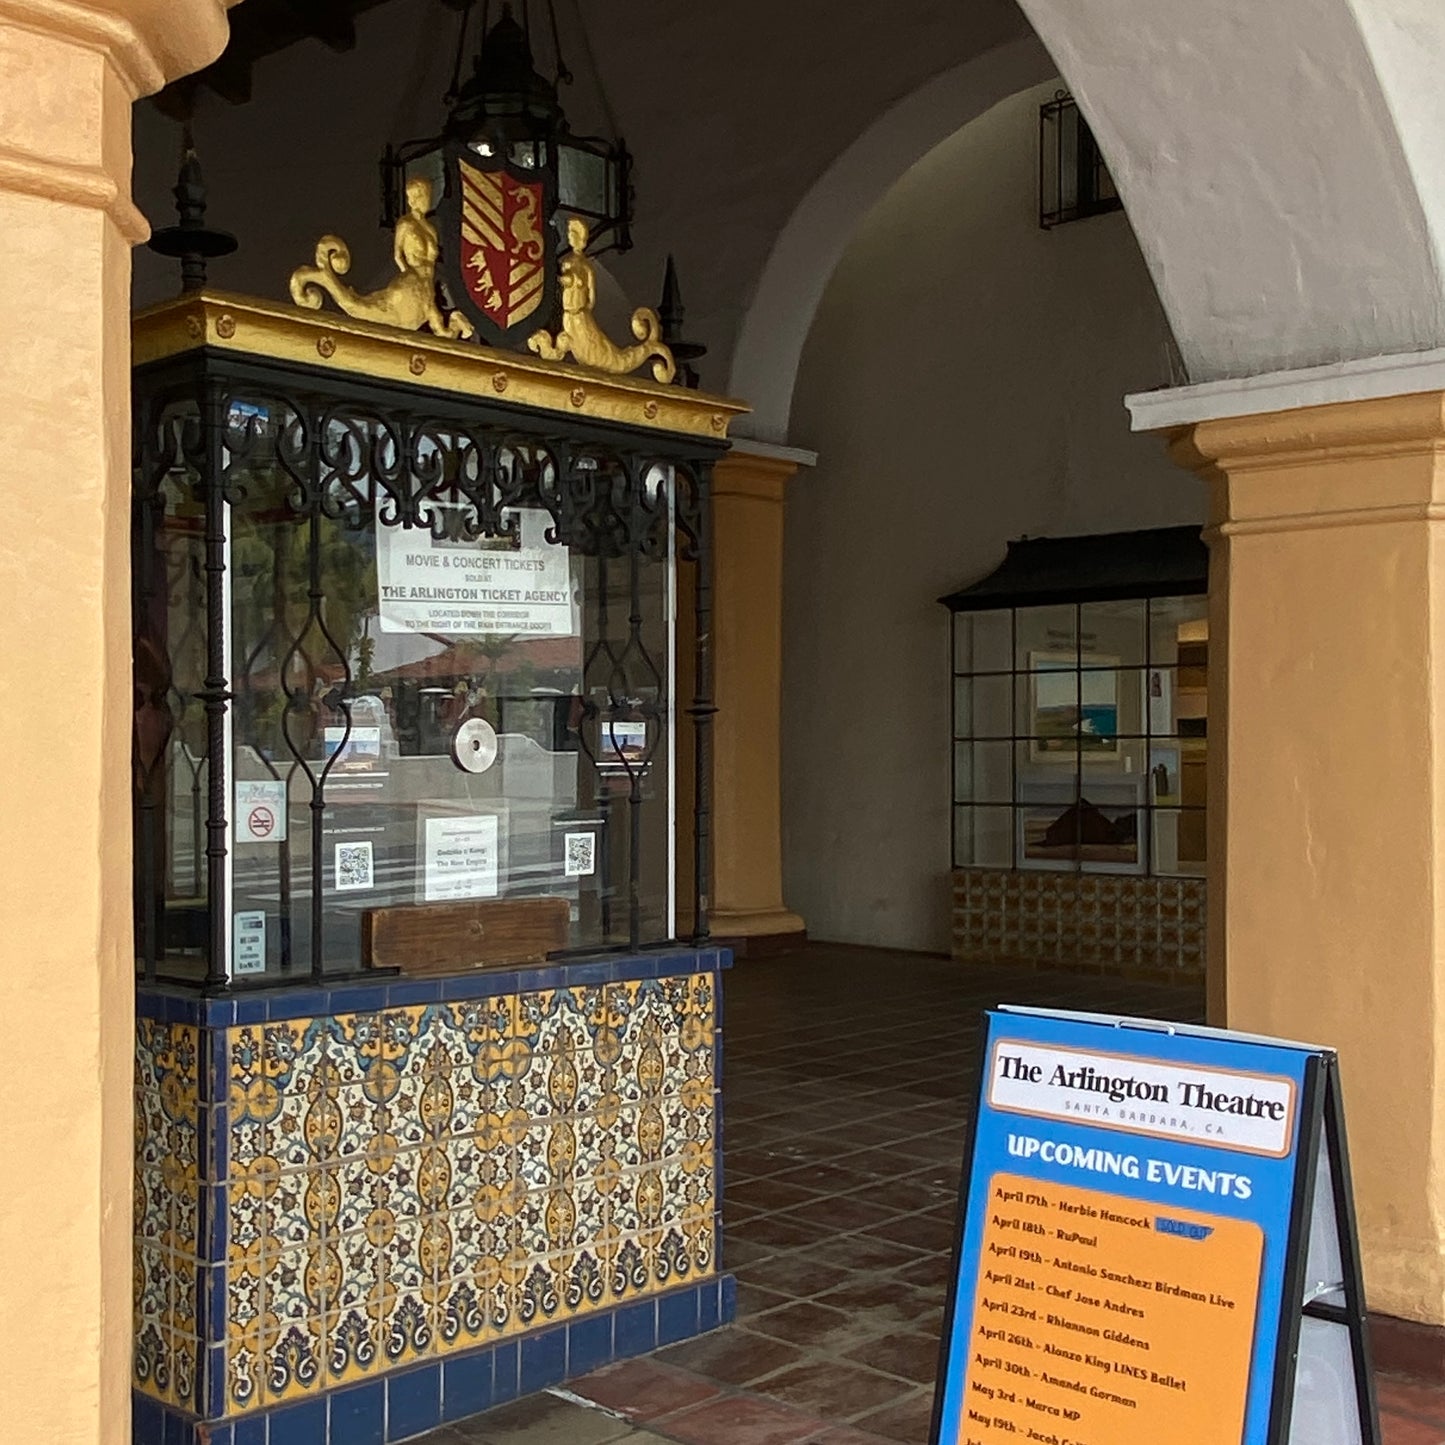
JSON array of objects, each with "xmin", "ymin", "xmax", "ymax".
[
  {"xmin": 1019, "ymin": 659, "xmax": 1078, "ymax": 757},
  {"xmin": 967, "ymin": 611, "xmax": 1013, "ymax": 673},
  {"xmin": 953, "ymin": 740, "xmax": 972, "ymax": 803},
  {"xmin": 1154, "ymin": 807, "xmax": 1207, "ymax": 876},
  {"xmin": 955, "ymin": 806, "xmax": 1013, "ymax": 868},
  {"xmin": 953, "ymin": 615, "xmax": 970, "ymax": 673},
  {"xmin": 1081, "ymin": 736, "xmax": 1148, "ymax": 782},
  {"xmin": 1143, "ymin": 664, "xmax": 1208, "ymax": 740},
  {"xmin": 957, "ymin": 673, "xmax": 1011, "ymax": 739},
  {"xmin": 969, "ymin": 742, "xmax": 1013, "ymax": 804},
  {"xmin": 1017, "ymin": 604, "xmax": 1077, "ymax": 670},
  {"xmin": 1104, "ymin": 669, "xmax": 1147, "ymax": 740},
  {"xmin": 221, "ymin": 408, "xmax": 676, "ymax": 981},
  {"xmin": 1017, "ymin": 776, "xmax": 1080, "ymax": 870},
  {"xmin": 1081, "ymin": 598, "xmax": 1146, "ymax": 669},
  {"xmin": 1148, "ymin": 594, "xmax": 1208, "ymax": 667}
]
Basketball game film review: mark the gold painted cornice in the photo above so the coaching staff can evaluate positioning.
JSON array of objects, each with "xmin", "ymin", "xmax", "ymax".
[{"xmin": 132, "ymin": 290, "xmax": 749, "ymax": 442}]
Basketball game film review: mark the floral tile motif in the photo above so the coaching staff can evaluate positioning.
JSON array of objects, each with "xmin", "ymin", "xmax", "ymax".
[
  {"xmin": 134, "ymin": 1020, "xmax": 203, "ymax": 1406},
  {"xmin": 132, "ymin": 962, "xmax": 721, "ymax": 1418}
]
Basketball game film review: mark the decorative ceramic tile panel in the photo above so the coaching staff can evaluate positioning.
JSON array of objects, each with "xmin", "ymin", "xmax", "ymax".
[
  {"xmin": 134, "ymin": 956, "xmax": 722, "ymax": 1425},
  {"xmin": 952, "ymin": 868, "xmax": 1206, "ymax": 977},
  {"xmin": 133, "ymin": 1018, "xmax": 202, "ymax": 1409}
]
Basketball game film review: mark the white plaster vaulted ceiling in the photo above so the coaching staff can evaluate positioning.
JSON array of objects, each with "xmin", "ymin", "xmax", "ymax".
[{"xmin": 1016, "ymin": 0, "xmax": 1445, "ymax": 383}]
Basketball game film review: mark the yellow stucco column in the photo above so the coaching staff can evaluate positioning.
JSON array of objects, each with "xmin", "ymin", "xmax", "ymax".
[
  {"xmin": 0, "ymin": 1, "xmax": 231, "ymax": 1439},
  {"xmin": 1174, "ymin": 391, "xmax": 1445, "ymax": 1328},
  {"xmin": 708, "ymin": 444, "xmax": 807, "ymax": 941}
]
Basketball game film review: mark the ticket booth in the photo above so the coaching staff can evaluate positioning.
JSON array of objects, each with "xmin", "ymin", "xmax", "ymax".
[{"xmin": 130, "ymin": 145, "xmax": 741, "ymax": 1440}]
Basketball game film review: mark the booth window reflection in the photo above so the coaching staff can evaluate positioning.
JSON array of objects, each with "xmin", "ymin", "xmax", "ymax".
[
  {"xmin": 944, "ymin": 530, "xmax": 1209, "ymax": 881},
  {"xmin": 132, "ymin": 353, "xmax": 717, "ymax": 989}
]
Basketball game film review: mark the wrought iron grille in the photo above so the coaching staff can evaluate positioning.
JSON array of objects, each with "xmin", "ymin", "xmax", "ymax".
[{"xmin": 132, "ymin": 350, "xmax": 720, "ymax": 988}]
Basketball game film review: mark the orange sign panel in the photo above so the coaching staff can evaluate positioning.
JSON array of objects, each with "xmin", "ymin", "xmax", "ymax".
[{"xmin": 956, "ymin": 1172, "xmax": 1263, "ymax": 1445}]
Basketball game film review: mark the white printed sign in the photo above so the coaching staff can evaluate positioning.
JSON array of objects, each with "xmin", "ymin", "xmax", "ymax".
[
  {"xmin": 987, "ymin": 1038, "xmax": 1297, "ymax": 1157},
  {"xmin": 233, "ymin": 910, "xmax": 267, "ymax": 975},
  {"xmin": 424, "ymin": 815, "xmax": 500, "ymax": 902},
  {"xmin": 376, "ymin": 507, "xmax": 575, "ymax": 637},
  {"xmin": 236, "ymin": 779, "xmax": 288, "ymax": 844}
]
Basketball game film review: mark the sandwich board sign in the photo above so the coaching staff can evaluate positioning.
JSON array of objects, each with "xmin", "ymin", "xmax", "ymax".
[{"xmin": 930, "ymin": 1007, "xmax": 1380, "ymax": 1445}]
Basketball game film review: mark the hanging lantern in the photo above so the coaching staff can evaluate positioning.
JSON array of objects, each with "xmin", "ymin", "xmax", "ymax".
[{"xmin": 381, "ymin": 0, "xmax": 633, "ymax": 346}]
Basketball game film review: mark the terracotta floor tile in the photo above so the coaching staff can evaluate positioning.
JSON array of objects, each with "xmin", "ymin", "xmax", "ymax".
[
  {"xmin": 750, "ymin": 1299, "xmax": 886, "ymax": 1354},
  {"xmin": 772, "ymin": 1194, "xmax": 900, "ymax": 1233},
  {"xmin": 812, "ymin": 1275, "xmax": 927, "ymax": 1318},
  {"xmin": 861, "ymin": 1213, "xmax": 959, "ymax": 1254},
  {"xmin": 734, "ymin": 1280, "xmax": 793, "ymax": 1319},
  {"xmin": 1381, "ymin": 1412, "xmax": 1445, "ymax": 1445},
  {"xmin": 1380, "ymin": 1376, "xmax": 1445, "ymax": 1420},
  {"xmin": 888, "ymin": 1254, "xmax": 952, "ymax": 1291},
  {"xmin": 728, "ymin": 1179, "xmax": 823, "ymax": 1213},
  {"xmin": 734, "ymin": 1251, "xmax": 853, "ymax": 1299},
  {"xmin": 841, "ymin": 1332, "xmax": 941, "ymax": 1387},
  {"xmin": 741, "ymin": 1213, "xmax": 832, "ymax": 1250},
  {"xmin": 459, "ymin": 1392, "xmax": 636, "ymax": 1445},
  {"xmin": 797, "ymin": 1234, "xmax": 927, "ymax": 1272},
  {"xmin": 655, "ymin": 1327, "xmax": 808, "ymax": 1388},
  {"xmin": 753, "ymin": 1359, "xmax": 914, "ymax": 1422},
  {"xmin": 571, "ymin": 1359, "xmax": 722, "ymax": 1424},
  {"xmin": 849, "ymin": 1387, "xmax": 938, "ymax": 1445},
  {"xmin": 651, "ymin": 1392, "xmax": 828, "ymax": 1445}
]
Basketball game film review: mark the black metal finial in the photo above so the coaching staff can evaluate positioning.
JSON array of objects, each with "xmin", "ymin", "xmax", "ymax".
[
  {"xmin": 148, "ymin": 127, "xmax": 238, "ymax": 294},
  {"xmin": 657, "ymin": 255, "xmax": 706, "ymax": 389}
]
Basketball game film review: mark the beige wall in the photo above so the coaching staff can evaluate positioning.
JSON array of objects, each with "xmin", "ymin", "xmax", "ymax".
[
  {"xmin": 0, "ymin": 3, "xmax": 231, "ymax": 1441},
  {"xmin": 1179, "ymin": 393, "xmax": 1445, "ymax": 1324},
  {"xmin": 782, "ymin": 83, "xmax": 1204, "ymax": 953}
]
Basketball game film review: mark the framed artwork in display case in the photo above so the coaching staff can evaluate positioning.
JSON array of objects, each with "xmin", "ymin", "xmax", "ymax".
[
  {"xmin": 1028, "ymin": 651, "xmax": 1120, "ymax": 761},
  {"xmin": 1016, "ymin": 774, "xmax": 1146, "ymax": 873}
]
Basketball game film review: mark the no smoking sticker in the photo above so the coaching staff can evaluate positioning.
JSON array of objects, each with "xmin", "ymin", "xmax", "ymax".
[{"xmin": 236, "ymin": 780, "xmax": 288, "ymax": 844}]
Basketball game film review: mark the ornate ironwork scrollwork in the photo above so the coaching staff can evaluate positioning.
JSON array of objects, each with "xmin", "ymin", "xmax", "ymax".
[{"xmin": 132, "ymin": 343, "xmax": 723, "ymax": 985}]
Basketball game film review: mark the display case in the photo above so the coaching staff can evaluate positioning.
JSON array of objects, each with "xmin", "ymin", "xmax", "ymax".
[
  {"xmin": 941, "ymin": 527, "xmax": 1210, "ymax": 976},
  {"xmin": 132, "ymin": 295, "xmax": 737, "ymax": 987}
]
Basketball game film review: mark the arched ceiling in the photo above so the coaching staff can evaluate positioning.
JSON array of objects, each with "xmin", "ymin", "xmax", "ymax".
[
  {"xmin": 135, "ymin": 0, "xmax": 1445, "ymax": 438},
  {"xmin": 1016, "ymin": 0, "xmax": 1445, "ymax": 382}
]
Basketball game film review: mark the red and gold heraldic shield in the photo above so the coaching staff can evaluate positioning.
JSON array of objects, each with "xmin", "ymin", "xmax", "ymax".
[{"xmin": 452, "ymin": 156, "xmax": 556, "ymax": 342}]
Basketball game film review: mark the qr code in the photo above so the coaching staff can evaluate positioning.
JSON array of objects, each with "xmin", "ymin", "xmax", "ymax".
[
  {"xmin": 564, "ymin": 831, "xmax": 596, "ymax": 879},
  {"xmin": 334, "ymin": 841, "xmax": 374, "ymax": 891}
]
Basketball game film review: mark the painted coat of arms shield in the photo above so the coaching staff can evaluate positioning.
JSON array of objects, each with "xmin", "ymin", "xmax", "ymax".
[{"xmin": 438, "ymin": 141, "xmax": 559, "ymax": 348}]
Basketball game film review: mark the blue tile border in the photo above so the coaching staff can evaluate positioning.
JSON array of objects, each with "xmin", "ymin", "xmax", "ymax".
[
  {"xmin": 385, "ymin": 1361, "xmax": 441, "ymax": 1439},
  {"xmin": 131, "ymin": 1275, "xmax": 733, "ymax": 1444},
  {"xmin": 138, "ymin": 947, "xmax": 723, "ymax": 1024}
]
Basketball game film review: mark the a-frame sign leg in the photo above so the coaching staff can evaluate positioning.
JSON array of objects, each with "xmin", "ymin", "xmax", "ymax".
[{"xmin": 1276, "ymin": 1058, "xmax": 1382, "ymax": 1444}]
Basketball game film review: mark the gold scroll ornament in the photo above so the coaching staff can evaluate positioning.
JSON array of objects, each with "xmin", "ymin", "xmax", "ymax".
[
  {"xmin": 529, "ymin": 218, "xmax": 676, "ymax": 383},
  {"xmin": 289, "ymin": 177, "xmax": 474, "ymax": 340}
]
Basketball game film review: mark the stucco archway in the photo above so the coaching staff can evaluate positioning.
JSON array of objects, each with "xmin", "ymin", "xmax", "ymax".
[
  {"xmin": 732, "ymin": 1, "xmax": 1445, "ymax": 444},
  {"xmin": 727, "ymin": 35, "xmax": 1055, "ymax": 442}
]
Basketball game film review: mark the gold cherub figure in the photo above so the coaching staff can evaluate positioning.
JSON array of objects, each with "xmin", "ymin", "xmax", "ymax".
[
  {"xmin": 289, "ymin": 176, "xmax": 474, "ymax": 340},
  {"xmin": 528, "ymin": 218, "xmax": 676, "ymax": 383}
]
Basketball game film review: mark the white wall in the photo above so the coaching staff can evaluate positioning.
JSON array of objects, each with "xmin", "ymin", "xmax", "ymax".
[{"xmin": 780, "ymin": 83, "xmax": 1204, "ymax": 954}]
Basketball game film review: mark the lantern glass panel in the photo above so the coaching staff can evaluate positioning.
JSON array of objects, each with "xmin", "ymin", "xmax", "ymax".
[{"xmin": 559, "ymin": 144, "xmax": 610, "ymax": 218}]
